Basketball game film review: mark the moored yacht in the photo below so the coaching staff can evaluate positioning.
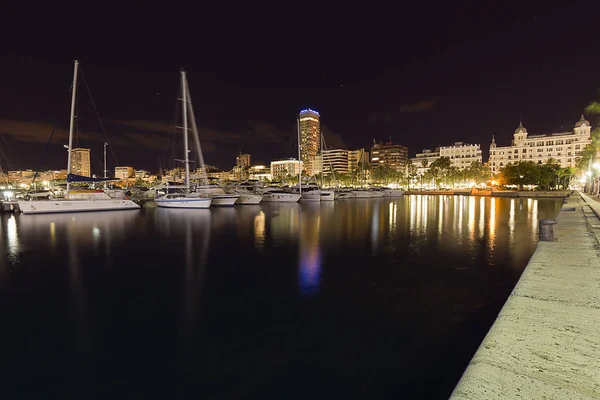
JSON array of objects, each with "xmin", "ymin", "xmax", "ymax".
[
  {"xmin": 367, "ymin": 187, "xmax": 386, "ymax": 197},
  {"xmin": 18, "ymin": 61, "xmax": 140, "ymax": 215},
  {"xmin": 335, "ymin": 189, "xmax": 355, "ymax": 199},
  {"xmin": 194, "ymin": 185, "xmax": 239, "ymax": 207},
  {"xmin": 155, "ymin": 193, "xmax": 212, "ymax": 209},
  {"xmin": 320, "ymin": 189, "xmax": 335, "ymax": 201},
  {"xmin": 382, "ymin": 188, "xmax": 405, "ymax": 197},
  {"xmin": 226, "ymin": 187, "xmax": 262, "ymax": 205},
  {"xmin": 260, "ymin": 188, "xmax": 301, "ymax": 203},
  {"xmin": 351, "ymin": 189, "xmax": 376, "ymax": 198}
]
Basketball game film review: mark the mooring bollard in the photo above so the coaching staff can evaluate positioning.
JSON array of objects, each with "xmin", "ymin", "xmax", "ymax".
[{"xmin": 539, "ymin": 218, "xmax": 558, "ymax": 241}]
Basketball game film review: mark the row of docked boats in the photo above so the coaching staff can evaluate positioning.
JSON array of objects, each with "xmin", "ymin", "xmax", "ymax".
[
  {"xmin": 15, "ymin": 61, "xmax": 405, "ymax": 215},
  {"xmin": 152, "ymin": 183, "xmax": 405, "ymax": 209}
]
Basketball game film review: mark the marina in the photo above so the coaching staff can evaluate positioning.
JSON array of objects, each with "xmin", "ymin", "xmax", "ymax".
[{"xmin": 0, "ymin": 195, "xmax": 563, "ymax": 398}]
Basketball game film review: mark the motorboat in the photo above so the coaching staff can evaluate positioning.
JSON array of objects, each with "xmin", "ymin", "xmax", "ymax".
[
  {"xmin": 335, "ymin": 189, "xmax": 355, "ymax": 199},
  {"xmin": 367, "ymin": 187, "xmax": 386, "ymax": 198},
  {"xmin": 382, "ymin": 188, "xmax": 405, "ymax": 197},
  {"xmin": 226, "ymin": 187, "xmax": 262, "ymax": 205},
  {"xmin": 260, "ymin": 188, "xmax": 301, "ymax": 203},
  {"xmin": 351, "ymin": 189, "xmax": 377, "ymax": 198},
  {"xmin": 320, "ymin": 189, "xmax": 335, "ymax": 201}
]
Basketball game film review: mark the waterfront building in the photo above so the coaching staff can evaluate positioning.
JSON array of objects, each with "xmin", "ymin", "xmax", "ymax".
[
  {"xmin": 236, "ymin": 153, "xmax": 251, "ymax": 168},
  {"xmin": 270, "ymin": 159, "xmax": 302, "ymax": 181},
  {"xmin": 299, "ymin": 109, "xmax": 320, "ymax": 176},
  {"xmin": 248, "ymin": 165, "xmax": 272, "ymax": 181},
  {"xmin": 115, "ymin": 166, "xmax": 134, "ymax": 182},
  {"xmin": 134, "ymin": 170, "xmax": 150, "ymax": 180},
  {"xmin": 411, "ymin": 148, "xmax": 440, "ymax": 175},
  {"xmin": 348, "ymin": 149, "xmax": 370, "ymax": 172},
  {"xmin": 370, "ymin": 141, "xmax": 409, "ymax": 171},
  {"xmin": 70, "ymin": 148, "xmax": 91, "ymax": 177},
  {"xmin": 489, "ymin": 116, "xmax": 592, "ymax": 174},
  {"xmin": 322, "ymin": 149, "xmax": 349, "ymax": 175},
  {"xmin": 440, "ymin": 142, "xmax": 482, "ymax": 169}
]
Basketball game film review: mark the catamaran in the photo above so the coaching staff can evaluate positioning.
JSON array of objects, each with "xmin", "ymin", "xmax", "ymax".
[
  {"xmin": 155, "ymin": 70, "xmax": 212, "ymax": 209},
  {"xmin": 18, "ymin": 60, "xmax": 140, "ymax": 215}
]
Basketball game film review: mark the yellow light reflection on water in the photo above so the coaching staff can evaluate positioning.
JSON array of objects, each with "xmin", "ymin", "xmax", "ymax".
[
  {"xmin": 7, "ymin": 215, "xmax": 19, "ymax": 261},
  {"xmin": 530, "ymin": 199, "xmax": 538, "ymax": 238},
  {"xmin": 479, "ymin": 197, "xmax": 485, "ymax": 239},
  {"xmin": 253, "ymin": 211, "xmax": 266, "ymax": 249},
  {"xmin": 423, "ymin": 195, "xmax": 429, "ymax": 232},
  {"xmin": 438, "ymin": 196, "xmax": 444, "ymax": 238},
  {"xmin": 457, "ymin": 196, "xmax": 464, "ymax": 237},
  {"xmin": 50, "ymin": 222, "xmax": 56, "ymax": 247},
  {"xmin": 509, "ymin": 199, "xmax": 515, "ymax": 245},
  {"xmin": 468, "ymin": 196, "xmax": 475, "ymax": 241},
  {"xmin": 489, "ymin": 197, "xmax": 496, "ymax": 249},
  {"xmin": 388, "ymin": 201, "xmax": 397, "ymax": 236}
]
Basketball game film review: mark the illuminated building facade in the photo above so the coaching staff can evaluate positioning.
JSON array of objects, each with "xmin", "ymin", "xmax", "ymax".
[
  {"xmin": 321, "ymin": 149, "xmax": 349, "ymax": 175},
  {"xmin": 270, "ymin": 159, "xmax": 302, "ymax": 181},
  {"xmin": 370, "ymin": 142, "xmax": 409, "ymax": 171},
  {"xmin": 299, "ymin": 109, "xmax": 320, "ymax": 176},
  {"xmin": 236, "ymin": 153, "xmax": 251, "ymax": 168},
  {"xmin": 115, "ymin": 166, "xmax": 134, "ymax": 182},
  {"xmin": 70, "ymin": 148, "xmax": 91, "ymax": 177},
  {"xmin": 489, "ymin": 116, "xmax": 592, "ymax": 174},
  {"xmin": 440, "ymin": 142, "xmax": 482, "ymax": 169}
]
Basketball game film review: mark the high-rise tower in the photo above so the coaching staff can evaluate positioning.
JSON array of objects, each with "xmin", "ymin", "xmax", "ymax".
[
  {"xmin": 299, "ymin": 108, "xmax": 320, "ymax": 176},
  {"xmin": 70, "ymin": 148, "xmax": 91, "ymax": 177}
]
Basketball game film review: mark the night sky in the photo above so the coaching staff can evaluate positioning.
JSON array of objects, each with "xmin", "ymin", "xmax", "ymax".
[{"xmin": 1, "ymin": 1, "xmax": 599, "ymax": 174}]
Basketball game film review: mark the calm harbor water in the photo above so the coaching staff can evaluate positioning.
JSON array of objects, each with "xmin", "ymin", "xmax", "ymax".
[{"xmin": 0, "ymin": 196, "xmax": 561, "ymax": 399}]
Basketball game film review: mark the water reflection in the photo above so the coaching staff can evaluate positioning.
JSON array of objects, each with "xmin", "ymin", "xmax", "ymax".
[
  {"xmin": 253, "ymin": 211, "xmax": 266, "ymax": 250},
  {"xmin": 298, "ymin": 204, "xmax": 322, "ymax": 296},
  {"xmin": 7, "ymin": 215, "xmax": 19, "ymax": 267},
  {"xmin": 0, "ymin": 198, "xmax": 565, "ymax": 398}
]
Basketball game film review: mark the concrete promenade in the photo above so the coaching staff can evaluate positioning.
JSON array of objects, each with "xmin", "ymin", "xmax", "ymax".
[{"xmin": 450, "ymin": 192, "xmax": 600, "ymax": 399}]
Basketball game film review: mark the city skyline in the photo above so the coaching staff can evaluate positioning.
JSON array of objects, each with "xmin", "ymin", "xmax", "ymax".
[{"xmin": 1, "ymin": 3, "xmax": 599, "ymax": 172}]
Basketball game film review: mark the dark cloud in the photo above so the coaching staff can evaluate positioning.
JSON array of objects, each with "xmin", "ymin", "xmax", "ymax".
[
  {"xmin": 399, "ymin": 99, "xmax": 436, "ymax": 114},
  {"xmin": 0, "ymin": 119, "xmax": 69, "ymax": 144}
]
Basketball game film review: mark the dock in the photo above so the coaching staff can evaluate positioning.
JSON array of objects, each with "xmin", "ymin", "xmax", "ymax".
[{"xmin": 450, "ymin": 192, "xmax": 600, "ymax": 399}]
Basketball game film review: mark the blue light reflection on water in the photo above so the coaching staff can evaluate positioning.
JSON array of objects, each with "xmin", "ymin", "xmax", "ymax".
[{"xmin": 298, "ymin": 205, "xmax": 322, "ymax": 296}]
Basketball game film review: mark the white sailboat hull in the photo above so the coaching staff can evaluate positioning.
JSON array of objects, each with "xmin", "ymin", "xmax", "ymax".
[
  {"xmin": 320, "ymin": 190, "xmax": 335, "ymax": 201},
  {"xmin": 235, "ymin": 194, "xmax": 263, "ymax": 205},
  {"xmin": 262, "ymin": 193, "xmax": 301, "ymax": 203},
  {"xmin": 383, "ymin": 189, "xmax": 405, "ymax": 197},
  {"xmin": 155, "ymin": 197, "xmax": 212, "ymax": 209},
  {"xmin": 211, "ymin": 196, "xmax": 239, "ymax": 207},
  {"xmin": 18, "ymin": 199, "xmax": 140, "ymax": 214}
]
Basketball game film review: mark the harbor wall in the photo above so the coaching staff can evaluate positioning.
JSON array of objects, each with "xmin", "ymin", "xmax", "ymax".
[{"xmin": 449, "ymin": 192, "xmax": 600, "ymax": 399}]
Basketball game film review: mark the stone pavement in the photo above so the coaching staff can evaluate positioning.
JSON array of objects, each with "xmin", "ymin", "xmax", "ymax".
[{"xmin": 450, "ymin": 193, "xmax": 600, "ymax": 399}]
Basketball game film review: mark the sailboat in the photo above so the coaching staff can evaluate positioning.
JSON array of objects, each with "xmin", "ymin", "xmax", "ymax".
[
  {"xmin": 18, "ymin": 60, "xmax": 140, "ymax": 215},
  {"xmin": 155, "ymin": 70, "xmax": 212, "ymax": 209}
]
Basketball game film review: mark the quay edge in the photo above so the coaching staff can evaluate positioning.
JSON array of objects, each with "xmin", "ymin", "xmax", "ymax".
[{"xmin": 449, "ymin": 192, "xmax": 600, "ymax": 399}]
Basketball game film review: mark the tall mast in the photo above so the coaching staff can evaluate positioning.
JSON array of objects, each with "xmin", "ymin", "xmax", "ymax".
[
  {"xmin": 181, "ymin": 70, "xmax": 190, "ymax": 192},
  {"xmin": 66, "ymin": 60, "xmax": 79, "ymax": 193},
  {"xmin": 103, "ymin": 142, "xmax": 108, "ymax": 189},
  {"xmin": 320, "ymin": 134, "xmax": 324, "ymax": 188},
  {"xmin": 297, "ymin": 116, "xmax": 302, "ymax": 194}
]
